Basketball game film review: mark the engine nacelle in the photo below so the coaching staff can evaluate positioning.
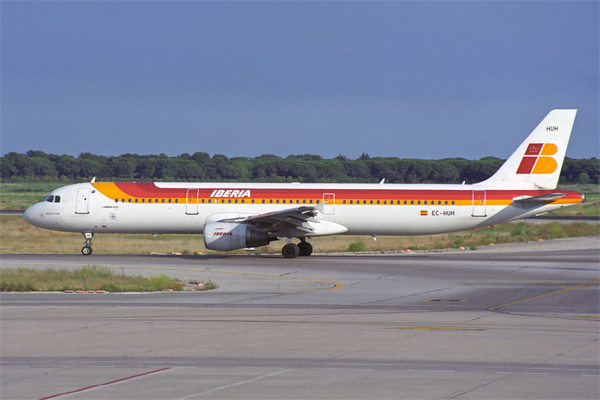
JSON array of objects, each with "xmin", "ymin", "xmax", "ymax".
[{"xmin": 203, "ymin": 221, "xmax": 270, "ymax": 251}]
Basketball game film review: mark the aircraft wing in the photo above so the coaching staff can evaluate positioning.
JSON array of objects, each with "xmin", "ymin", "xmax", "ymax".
[
  {"xmin": 217, "ymin": 201, "xmax": 347, "ymax": 237},
  {"xmin": 219, "ymin": 202, "xmax": 327, "ymax": 234}
]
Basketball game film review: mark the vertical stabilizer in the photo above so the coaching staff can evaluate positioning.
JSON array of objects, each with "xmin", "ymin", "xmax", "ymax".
[{"xmin": 477, "ymin": 109, "xmax": 577, "ymax": 189}]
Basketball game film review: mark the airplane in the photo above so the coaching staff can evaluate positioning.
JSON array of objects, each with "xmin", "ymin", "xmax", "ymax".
[{"xmin": 24, "ymin": 109, "xmax": 584, "ymax": 258}]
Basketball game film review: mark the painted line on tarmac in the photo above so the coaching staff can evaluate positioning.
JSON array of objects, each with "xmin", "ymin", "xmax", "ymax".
[
  {"xmin": 38, "ymin": 367, "xmax": 171, "ymax": 399},
  {"xmin": 488, "ymin": 278, "xmax": 600, "ymax": 313},
  {"xmin": 174, "ymin": 368, "xmax": 292, "ymax": 400}
]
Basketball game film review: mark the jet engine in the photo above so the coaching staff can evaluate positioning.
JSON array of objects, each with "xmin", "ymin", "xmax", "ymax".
[{"xmin": 203, "ymin": 221, "xmax": 271, "ymax": 251}]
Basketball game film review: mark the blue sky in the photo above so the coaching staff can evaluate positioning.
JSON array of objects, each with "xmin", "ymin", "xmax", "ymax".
[{"xmin": 2, "ymin": 1, "xmax": 598, "ymax": 160}]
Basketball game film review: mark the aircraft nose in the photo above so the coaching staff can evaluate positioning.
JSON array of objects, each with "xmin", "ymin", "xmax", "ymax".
[{"xmin": 24, "ymin": 204, "xmax": 42, "ymax": 226}]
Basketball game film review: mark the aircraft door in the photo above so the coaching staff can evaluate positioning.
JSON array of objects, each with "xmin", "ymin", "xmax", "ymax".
[
  {"xmin": 76, "ymin": 188, "xmax": 90, "ymax": 214},
  {"xmin": 323, "ymin": 193, "xmax": 335, "ymax": 215},
  {"xmin": 186, "ymin": 189, "xmax": 199, "ymax": 215},
  {"xmin": 472, "ymin": 190, "xmax": 486, "ymax": 217}
]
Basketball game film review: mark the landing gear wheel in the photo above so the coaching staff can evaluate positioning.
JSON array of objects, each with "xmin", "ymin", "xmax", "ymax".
[
  {"xmin": 298, "ymin": 242, "xmax": 313, "ymax": 257},
  {"xmin": 81, "ymin": 232, "xmax": 94, "ymax": 256},
  {"xmin": 282, "ymin": 243, "xmax": 300, "ymax": 259}
]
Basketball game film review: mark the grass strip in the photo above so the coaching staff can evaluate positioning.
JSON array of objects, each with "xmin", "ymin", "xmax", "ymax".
[
  {"xmin": 407, "ymin": 221, "xmax": 599, "ymax": 251},
  {"xmin": 0, "ymin": 266, "xmax": 187, "ymax": 292}
]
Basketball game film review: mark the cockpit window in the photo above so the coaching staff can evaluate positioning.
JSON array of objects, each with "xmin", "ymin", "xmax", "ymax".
[
  {"xmin": 54, "ymin": 196, "xmax": 61, "ymax": 203},
  {"xmin": 45, "ymin": 195, "xmax": 55, "ymax": 203}
]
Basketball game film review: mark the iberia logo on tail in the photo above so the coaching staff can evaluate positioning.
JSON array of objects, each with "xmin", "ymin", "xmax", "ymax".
[{"xmin": 516, "ymin": 143, "xmax": 558, "ymax": 174}]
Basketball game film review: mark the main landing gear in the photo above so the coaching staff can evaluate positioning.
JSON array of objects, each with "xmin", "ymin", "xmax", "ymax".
[
  {"xmin": 82, "ymin": 232, "xmax": 93, "ymax": 256},
  {"xmin": 281, "ymin": 239, "xmax": 313, "ymax": 259}
]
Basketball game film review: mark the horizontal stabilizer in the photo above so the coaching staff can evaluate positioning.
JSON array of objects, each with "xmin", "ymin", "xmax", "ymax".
[{"xmin": 512, "ymin": 193, "xmax": 566, "ymax": 205}]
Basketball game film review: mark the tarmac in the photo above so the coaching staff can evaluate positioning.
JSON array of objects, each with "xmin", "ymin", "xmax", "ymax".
[{"xmin": 1, "ymin": 236, "xmax": 599, "ymax": 399}]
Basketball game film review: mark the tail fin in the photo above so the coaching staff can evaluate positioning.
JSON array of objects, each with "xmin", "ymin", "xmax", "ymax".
[{"xmin": 477, "ymin": 109, "xmax": 577, "ymax": 189}]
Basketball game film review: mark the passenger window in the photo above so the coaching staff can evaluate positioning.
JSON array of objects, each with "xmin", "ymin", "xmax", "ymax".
[
  {"xmin": 168, "ymin": 199, "xmax": 172, "ymax": 203},
  {"xmin": 410, "ymin": 200, "xmax": 414, "ymax": 205},
  {"xmin": 122, "ymin": 198, "xmax": 125, "ymax": 203},
  {"xmin": 115, "ymin": 198, "xmax": 119, "ymax": 203},
  {"xmin": 142, "ymin": 199, "xmax": 145, "ymax": 203},
  {"xmin": 175, "ymin": 199, "xmax": 178, "ymax": 203},
  {"xmin": 201, "ymin": 199, "xmax": 205, "ymax": 203},
  {"xmin": 383, "ymin": 200, "xmax": 386, "ymax": 205},
  {"xmin": 296, "ymin": 199, "xmax": 299, "ymax": 204},
  {"xmin": 309, "ymin": 200, "xmax": 313, "ymax": 204},
  {"xmin": 155, "ymin": 199, "xmax": 158, "ymax": 203},
  {"xmin": 303, "ymin": 199, "xmax": 306, "ymax": 204},
  {"xmin": 135, "ymin": 199, "xmax": 138, "ymax": 203},
  {"xmin": 417, "ymin": 200, "xmax": 421, "ymax": 205},
  {"xmin": 376, "ymin": 200, "xmax": 380, "ymax": 205},
  {"xmin": 451, "ymin": 201, "xmax": 455, "ymax": 205},
  {"xmin": 262, "ymin": 199, "xmax": 266, "ymax": 204},
  {"xmin": 251, "ymin": 199, "xmax": 254, "ymax": 203},
  {"xmin": 282, "ymin": 199, "xmax": 286, "ymax": 204},
  {"xmin": 424, "ymin": 201, "xmax": 427, "ymax": 205},
  {"xmin": 128, "ymin": 199, "xmax": 132, "ymax": 203},
  {"xmin": 370, "ymin": 200, "xmax": 373, "ymax": 205},
  {"xmin": 270, "ymin": 199, "xmax": 273, "ymax": 204},
  {"xmin": 54, "ymin": 196, "xmax": 61, "ymax": 203},
  {"xmin": 162, "ymin": 199, "xmax": 165, "ymax": 203},
  {"xmin": 444, "ymin": 201, "xmax": 448, "ymax": 205},
  {"xmin": 276, "ymin": 199, "xmax": 279, "ymax": 204},
  {"xmin": 404, "ymin": 200, "xmax": 407, "ymax": 205}
]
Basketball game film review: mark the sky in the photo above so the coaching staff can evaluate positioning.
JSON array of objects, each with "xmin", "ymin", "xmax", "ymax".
[{"xmin": 2, "ymin": 1, "xmax": 598, "ymax": 161}]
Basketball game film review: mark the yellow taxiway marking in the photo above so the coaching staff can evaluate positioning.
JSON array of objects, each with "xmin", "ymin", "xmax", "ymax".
[
  {"xmin": 488, "ymin": 278, "xmax": 600, "ymax": 312},
  {"xmin": 391, "ymin": 327, "xmax": 483, "ymax": 331}
]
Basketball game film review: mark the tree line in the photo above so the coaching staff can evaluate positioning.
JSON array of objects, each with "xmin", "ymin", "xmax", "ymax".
[{"xmin": 1, "ymin": 150, "xmax": 598, "ymax": 185}]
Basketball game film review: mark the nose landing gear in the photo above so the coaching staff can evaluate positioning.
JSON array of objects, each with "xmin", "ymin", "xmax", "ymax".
[{"xmin": 82, "ymin": 232, "xmax": 93, "ymax": 256}]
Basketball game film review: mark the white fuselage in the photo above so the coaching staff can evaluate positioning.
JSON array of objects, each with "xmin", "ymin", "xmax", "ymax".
[{"xmin": 24, "ymin": 181, "xmax": 582, "ymax": 237}]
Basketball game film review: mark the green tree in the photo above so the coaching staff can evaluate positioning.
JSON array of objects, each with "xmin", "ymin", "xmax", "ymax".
[
  {"xmin": 577, "ymin": 172, "xmax": 590, "ymax": 184},
  {"xmin": 79, "ymin": 158, "xmax": 102, "ymax": 177}
]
